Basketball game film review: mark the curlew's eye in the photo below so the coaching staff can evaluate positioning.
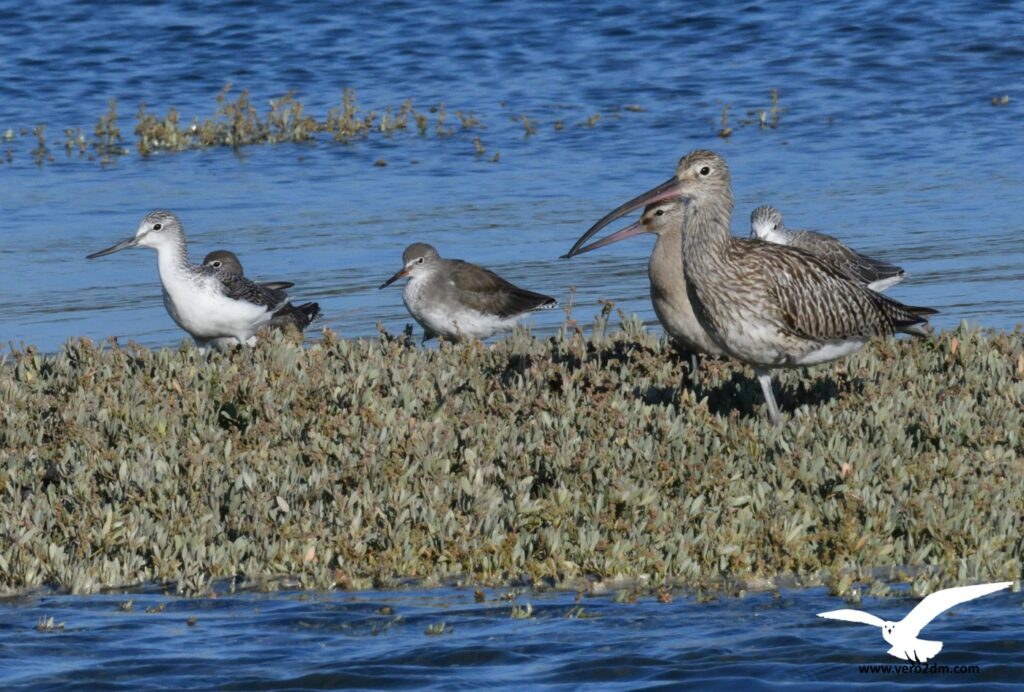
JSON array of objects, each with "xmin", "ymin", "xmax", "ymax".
[
  {"xmin": 655, "ymin": 209, "xmax": 665, "ymax": 216},
  {"xmin": 416, "ymin": 257, "xmax": 424, "ymax": 264},
  {"xmin": 153, "ymin": 223, "xmax": 163, "ymax": 231},
  {"xmin": 211, "ymin": 260, "xmax": 221, "ymax": 268},
  {"xmin": 699, "ymin": 166, "xmax": 711, "ymax": 176}
]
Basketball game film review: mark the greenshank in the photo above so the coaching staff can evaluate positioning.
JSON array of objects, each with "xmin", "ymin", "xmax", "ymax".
[{"xmin": 87, "ymin": 211, "xmax": 289, "ymax": 351}]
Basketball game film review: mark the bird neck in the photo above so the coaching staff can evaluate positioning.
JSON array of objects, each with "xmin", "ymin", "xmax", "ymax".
[
  {"xmin": 649, "ymin": 228, "xmax": 683, "ymax": 293},
  {"xmin": 682, "ymin": 193, "xmax": 733, "ymax": 271},
  {"xmin": 155, "ymin": 235, "xmax": 192, "ymax": 284}
]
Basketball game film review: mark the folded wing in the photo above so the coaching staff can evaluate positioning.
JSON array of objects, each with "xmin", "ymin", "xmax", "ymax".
[
  {"xmin": 750, "ymin": 242, "xmax": 934, "ymax": 341},
  {"xmin": 447, "ymin": 260, "xmax": 556, "ymax": 317}
]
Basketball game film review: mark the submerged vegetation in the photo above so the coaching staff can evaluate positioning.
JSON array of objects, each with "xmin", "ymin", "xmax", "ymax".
[
  {"xmin": 0, "ymin": 86, "xmax": 793, "ymax": 168},
  {"xmin": 715, "ymin": 89, "xmax": 783, "ymax": 139},
  {"xmin": 0, "ymin": 85, "xmax": 653, "ymax": 167},
  {"xmin": 0, "ymin": 321, "xmax": 1022, "ymax": 598}
]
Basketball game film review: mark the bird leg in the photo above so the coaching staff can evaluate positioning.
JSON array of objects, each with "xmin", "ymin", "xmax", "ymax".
[
  {"xmin": 677, "ymin": 351, "xmax": 702, "ymax": 403},
  {"xmin": 754, "ymin": 368, "xmax": 782, "ymax": 426}
]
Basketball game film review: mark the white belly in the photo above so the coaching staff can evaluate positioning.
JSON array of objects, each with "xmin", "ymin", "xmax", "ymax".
[
  {"xmin": 715, "ymin": 312, "xmax": 868, "ymax": 367},
  {"xmin": 404, "ymin": 279, "xmax": 521, "ymax": 341},
  {"xmin": 161, "ymin": 273, "xmax": 273, "ymax": 342},
  {"xmin": 792, "ymin": 338, "xmax": 867, "ymax": 365}
]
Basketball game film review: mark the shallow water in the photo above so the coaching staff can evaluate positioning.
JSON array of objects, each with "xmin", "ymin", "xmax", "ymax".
[
  {"xmin": 2, "ymin": 586, "xmax": 1022, "ymax": 688},
  {"xmin": 1, "ymin": 0, "xmax": 1022, "ymax": 352}
]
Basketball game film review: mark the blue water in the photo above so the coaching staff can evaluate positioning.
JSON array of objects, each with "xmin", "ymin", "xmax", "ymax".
[
  {"xmin": 1, "ymin": 0, "xmax": 1022, "ymax": 352},
  {"xmin": 2, "ymin": 0, "xmax": 1024, "ymax": 685},
  {"xmin": 2, "ymin": 586, "xmax": 1022, "ymax": 689}
]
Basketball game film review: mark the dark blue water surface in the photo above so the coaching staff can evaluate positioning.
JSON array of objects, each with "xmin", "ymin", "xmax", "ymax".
[
  {"xmin": 2, "ymin": 0, "xmax": 1024, "ymax": 686},
  {"xmin": 2, "ymin": 586, "xmax": 1022, "ymax": 689},
  {"xmin": 0, "ymin": 0, "xmax": 1022, "ymax": 351}
]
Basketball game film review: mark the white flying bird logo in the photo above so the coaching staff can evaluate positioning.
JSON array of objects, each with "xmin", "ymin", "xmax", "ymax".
[{"xmin": 818, "ymin": 581, "xmax": 1013, "ymax": 662}]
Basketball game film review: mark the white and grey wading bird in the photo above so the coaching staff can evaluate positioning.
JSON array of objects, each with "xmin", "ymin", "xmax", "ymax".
[
  {"xmin": 201, "ymin": 250, "xmax": 322, "ymax": 335},
  {"xmin": 87, "ymin": 211, "xmax": 290, "ymax": 351},
  {"xmin": 750, "ymin": 205, "xmax": 906, "ymax": 291},
  {"xmin": 818, "ymin": 581, "xmax": 1013, "ymax": 662},
  {"xmin": 563, "ymin": 199, "xmax": 724, "ymax": 384},
  {"xmin": 570, "ymin": 150, "xmax": 937, "ymax": 426},
  {"xmin": 379, "ymin": 242, "xmax": 557, "ymax": 342}
]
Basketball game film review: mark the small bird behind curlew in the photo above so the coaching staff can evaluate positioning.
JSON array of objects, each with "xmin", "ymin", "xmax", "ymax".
[{"xmin": 750, "ymin": 205, "xmax": 906, "ymax": 292}]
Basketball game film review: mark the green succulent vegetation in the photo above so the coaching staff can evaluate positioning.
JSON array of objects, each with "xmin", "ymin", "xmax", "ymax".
[{"xmin": 0, "ymin": 319, "xmax": 1022, "ymax": 599}]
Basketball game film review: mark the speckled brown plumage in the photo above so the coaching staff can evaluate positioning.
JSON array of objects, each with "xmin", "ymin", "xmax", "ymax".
[
  {"xmin": 696, "ymin": 236, "xmax": 933, "ymax": 357},
  {"xmin": 577, "ymin": 149, "xmax": 937, "ymax": 425}
]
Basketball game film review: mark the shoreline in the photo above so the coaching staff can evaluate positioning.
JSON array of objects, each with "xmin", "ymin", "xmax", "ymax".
[{"xmin": 1, "ymin": 323, "xmax": 1022, "ymax": 597}]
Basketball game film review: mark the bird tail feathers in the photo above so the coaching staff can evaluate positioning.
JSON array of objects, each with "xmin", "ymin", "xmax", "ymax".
[
  {"xmin": 894, "ymin": 304, "xmax": 938, "ymax": 338},
  {"xmin": 888, "ymin": 638, "xmax": 942, "ymax": 663},
  {"xmin": 295, "ymin": 302, "xmax": 323, "ymax": 326}
]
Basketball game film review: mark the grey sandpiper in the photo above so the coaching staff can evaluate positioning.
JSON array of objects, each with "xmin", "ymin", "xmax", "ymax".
[{"xmin": 379, "ymin": 242, "xmax": 557, "ymax": 342}]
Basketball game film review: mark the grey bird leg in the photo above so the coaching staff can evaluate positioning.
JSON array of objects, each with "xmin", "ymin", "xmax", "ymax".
[
  {"xmin": 679, "ymin": 351, "xmax": 701, "ymax": 400},
  {"xmin": 755, "ymin": 368, "xmax": 782, "ymax": 426},
  {"xmin": 677, "ymin": 350, "xmax": 701, "ymax": 400}
]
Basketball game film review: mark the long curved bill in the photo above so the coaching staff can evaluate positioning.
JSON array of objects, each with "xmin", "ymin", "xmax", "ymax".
[
  {"xmin": 379, "ymin": 267, "xmax": 409, "ymax": 289},
  {"xmin": 569, "ymin": 218, "xmax": 647, "ymax": 256},
  {"xmin": 562, "ymin": 175, "xmax": 682, "ymax": 258},
  {"xmin": 86, "ymin": 237, "xmax": 138, "ymax": 259}
]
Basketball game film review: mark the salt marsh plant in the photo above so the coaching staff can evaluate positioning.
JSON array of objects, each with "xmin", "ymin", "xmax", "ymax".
[
  {"xmin": 93, "ymin": 98, "xmax": 130, "ymax": 162},
  {"xmin": 717, "ymin": 105, "xmax": 733, "ymax": 139},
  {"xmin": 267, "ymin": 91, "xmax": 317, "ymax": 143},
  {"xmin": 0, "ymin": 323, "xmax": 1021, "ymax": 598},
  {"xmin": 324, "ymin": 88, "xmax": 378, "ymax": 142},
  {"xmin": 10, "ymin": 86, "xmax": 642, "ymax": 165},
  {"xmin": 31, "ymin": 124, "xmax": 52, "ymax": 165},
  {"xmin": 63, "ymin": 128, "xmax": 87, "ymax": 155},
  {"xmin": 512, "ymin": 113, "xmax": 539, "ymax": 136}
]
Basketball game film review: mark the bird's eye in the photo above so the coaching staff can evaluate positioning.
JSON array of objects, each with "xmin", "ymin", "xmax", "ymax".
[
  {"xmin": 153, "ymin": 223, "xmax": 163, "ymax": 231},
  {"xmin": 416, "ymin": 257, "xmax": 424, "ymax": 264},
  {"xmin": 699, "ymin": 166, "xmax": 711, "ymax": 176},
  {"xmin": 655, "ymin": 210, "xmax": 665, "ymax": 216},
  {"xmin": 211, "ymin": 260, "xmax": 221, "ymax": 268}
]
